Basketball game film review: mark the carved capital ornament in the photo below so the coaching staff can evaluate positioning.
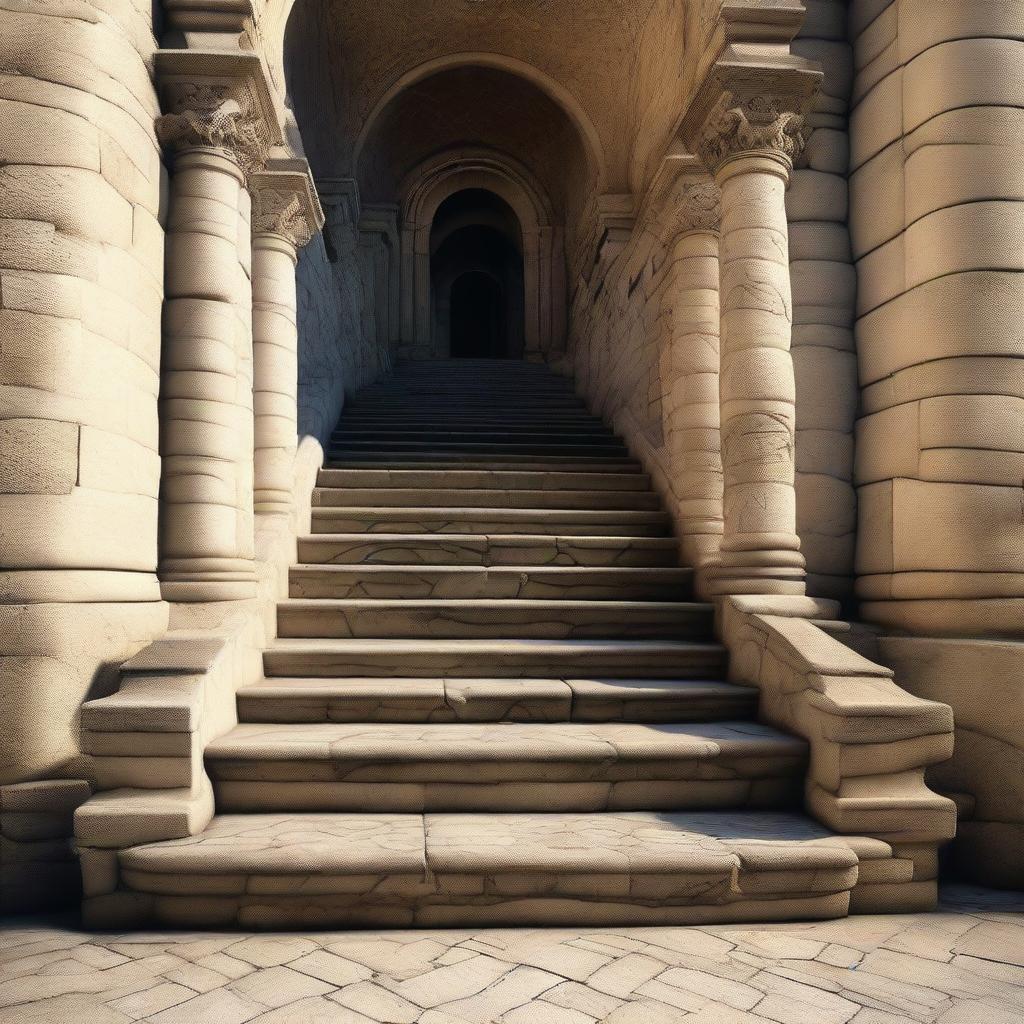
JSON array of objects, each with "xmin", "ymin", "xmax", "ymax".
[
  {"xmin": 249, "ymin": 164, "xmax": 325, "ymax": 249},
  {"xmin": 154, "ymin": 50, "xmax": 282, "ymax": 173},
  {"xmin": 698, "ymin": 92, "xmax": 807, "ymax": 172}
]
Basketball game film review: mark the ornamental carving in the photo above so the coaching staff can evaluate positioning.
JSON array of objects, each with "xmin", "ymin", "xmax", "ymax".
[
  {"xmin": 669, "ymin": 178, "xmax": 721, "ymax": 235},
  {"xmin": 249, "ymin": 166, "xmax": 325, "ymax": 249},
  {"xmin": 698, "ymin": 92, "xmax": 808, "ymax": 171},
  {"xmin": 156, "ymin": 81, "xmax": 271, "ymax": 173}
]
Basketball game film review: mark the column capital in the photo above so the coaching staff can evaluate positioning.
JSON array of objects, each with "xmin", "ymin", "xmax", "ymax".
[
  {"xmin": 155, "ymin": 49, "xmax": 282, "ymax": 172},
  {"xmin": 682, "ymin": 61, "xmax": 822, "ymax": 176},
  {"xmin": 250, "ymin": 160, "xmax": 325, "ymax": 249}
]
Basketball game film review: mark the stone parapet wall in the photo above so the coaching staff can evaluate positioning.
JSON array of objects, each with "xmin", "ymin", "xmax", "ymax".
[
  {"xmin": 720, "ymin": 594, "xmax": 957, "ymax": 912},
  {"xmin": 849, "ymin": 0, "xmax": 1024, "ymax": 636}
]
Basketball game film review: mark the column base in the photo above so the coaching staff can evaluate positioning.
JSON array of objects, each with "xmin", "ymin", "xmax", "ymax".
[
  {"xmin": 159, "ymin": 558, "xmax": 258, "ymax": 602},
  {"xmin": 705, "ymin": 559, "xmax": 806, "ymax": 597}
]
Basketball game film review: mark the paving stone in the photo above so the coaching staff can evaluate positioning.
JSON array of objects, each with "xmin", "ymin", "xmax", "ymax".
[
  {"xmin": 145, "ymin": 987, "xmax": 265, "ymax": 1024},
  {"xmin": 329, "ymin": 980, "xmax": 421, "ymax": 1023},
  {"xmin": 106, "ymin": 981, "xmax": 197, "ymax": 1020},
  {"xmin": 229, "ymin": 965, "xmax": 335, "ymax": 1008},
  {"xmin": 586, "ymin": 954, "xmax": 666, "ymax": 998},
  {"xmin": 288, "ymin": 950, "xmax": 373, "ymax": 987}
]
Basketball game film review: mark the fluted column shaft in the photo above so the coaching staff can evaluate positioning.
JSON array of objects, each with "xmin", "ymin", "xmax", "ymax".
[
  {"xmin": 710, "ymin": 150, "xmax": 806, "ymax": 595},
  {"xmin": 252, "ymin": 233, "xmax": 299, "ymax": 513},
  {"xmin": 159, "ymin": 146, "xmax": 258, "ymax": 601}
]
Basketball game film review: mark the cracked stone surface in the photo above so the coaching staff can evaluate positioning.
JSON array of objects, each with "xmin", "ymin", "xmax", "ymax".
[{"xmin": 1, "ymin": 886, "xmax": 1021, "ymax": 1022}]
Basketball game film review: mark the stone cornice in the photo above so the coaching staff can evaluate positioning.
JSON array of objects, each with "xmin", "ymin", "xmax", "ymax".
[
  {"xmin": 317, "ymin": 177, "xmax": 362, "ymax": 228},
  {"xmin": 249, "ymin": 159, "xmax": 324, "ymax": 248},
  {"xmin": 155, "ymin": 49, "xmax": 283, "ymax": 172}
]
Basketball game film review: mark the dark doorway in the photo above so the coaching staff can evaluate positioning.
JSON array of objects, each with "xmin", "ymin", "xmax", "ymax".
[
  {"xmin": 450, "ymin": 272, "xmax": 505, "ymax": 358},
  {"xmin": 430, "ymin": 189, "xmax": 525, "ymax": 359}
]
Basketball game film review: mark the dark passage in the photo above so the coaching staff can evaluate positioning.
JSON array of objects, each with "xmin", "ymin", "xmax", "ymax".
[{"xmin": 450, "ymin": 271, "xmax": 506, "ymax": 359}]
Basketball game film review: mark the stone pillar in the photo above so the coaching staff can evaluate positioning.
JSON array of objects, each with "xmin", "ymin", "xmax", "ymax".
[
  {"xmin": 659, "ymin": 178, "xmax": 724, "ymax": 597},
  {"xmin": 154, "ymin": 55, "xmax": 278, "ymax": 601},
  {"xmin": 249, "ymin": 164, "xmax": 324, "ymax": 515},
  {"xmin": 693, "ymin": 80, "xmax": 819, "ymax": 596}
]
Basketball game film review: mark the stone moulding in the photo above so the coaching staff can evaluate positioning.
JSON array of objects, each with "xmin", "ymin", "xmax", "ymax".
[
  {"xmin": 155, "ymin": 49, "xmax": 283, "ymax": 170},
  {"xmin": 720, "ymin": 593, "xmax": 958, "ymax": 912}
]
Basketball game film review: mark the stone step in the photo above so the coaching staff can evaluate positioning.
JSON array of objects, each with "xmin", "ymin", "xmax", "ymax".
[
  {"xmin": 288, "ymin": 564, "xmax": 693, "ymax": 600},
  {"xmin": 332, "ymin": 428, "xmax": 615, "ymax": 443},
  {"xmin": 313, "ymin": 487, "xmax": 662, "ymax": 511},
  {"xmin": 205, "ymin": 721, "xmax": 806, "ymax": 813},
  {"xmin": 276, "ymin": 598, "xmax": 712, "ymax": 640},
  {"xmin": 329, "ymin": 441, "xmax": 631, "ymax": 457},
  {"xmin": 263, "ymin": 637, "xmax": 727, "ymax": 679},
  {"xmin": 296, "ymin": 534, "xmax": 680, "ymax": 567},
  {"xmin": 324, "ymin": 456, "xmax": 643, "ymax": 470},
  {"xmin": 114, "ymin": 810, "xmax": 891, "ymax": 927},
  {"xmin": 335, "ymin": 413, "xmax": 602, "ymax": 425},
  {"xmin": 316, "ymin": 468, "xmax": 653, "ymax": 491},
  {"xmin": 310, "ymin": 507, "xmax": 671, "ymax": 537},
  {"xmin": 237, "ymin": 676, "xmax": 758, "ymax": 724}
]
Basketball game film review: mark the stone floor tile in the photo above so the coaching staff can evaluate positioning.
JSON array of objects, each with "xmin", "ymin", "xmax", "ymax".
[
  {"xmin": 162, "ymin": 962, "xmax": 231, "ymax": 993},
  {"xmin": 586, "ymin": 953, "xmax": 666, "ymax": 998},
  {"xmin": 247, "ymin": 994, "xmax": 364, "ymax": 1023},
  {"xmin": 635, "ymin": 976, "xmax": 708, "ymax": 1011},
  {"xmin": 194, "ymin": 952, "xmax": 257, "ymax": 980},
  {"xmin": 106, "ymin": 982, "xmax": 197, "ymax": 1021},
  {"xmin": 936, "ymin": 1000, "xmax": 1024, "ymax": 1024},
  {"xmin": 602, "ymin": 998, "xmax": 700, "ymax": 1024},
  {"xmin": 539, "ymin": 979, "xmax": 623, "ymax": 1019},
  {"xmin": 439, "ymin": 965, "xmax": 561, "ymax": 1022},
  {"xmin": 388, "ymin": 954, "xmax": 511, "ymax": 1008},
  {"xmin": 0, "ymin": 993, "xmax": 134, "ymax": 1024},
  {"xmin": 226, "ymin": 938, "xmax": 319, "ymax": 969},
  {"xmin": 229, "ymin": 965, "xmax": 335, "ymax": 1009},
  {"xmin": 953, "ymin": 921, "xmax": 1024, "ymax": 968},
  {"xmin": 288, "ymin": 949, "xmax": 373, "ymax": 987},
  {"xmin": 817, "ymin": 944, "xmax": 864, "ymax": 968},
  {"xmin": 503, "ymin": 1001, "xmax": 596, "ymax": 1024},
  {"xmin": 145, "ymin": 987, "xmax": 265, "ymax": 1024},
  {"xmin": 755, "ymin": 992, "xmax": 858, "ymax": 1024},
  {"xmin": 726, "ymin": 931, "xmax": 827, "ymax": 962},
  {"xmin": 330, "ymin": 980, "xmax": 422, "ymax": 1023},
  {"xmin": 655, "ymin": 965, "xmax": 762, "ymax": 1010}
]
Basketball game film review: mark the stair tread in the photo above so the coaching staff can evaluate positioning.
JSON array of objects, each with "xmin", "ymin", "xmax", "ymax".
[
  {"xmin": 118, "ymin": 810, "xmax": 886, "ymax": 880},
  {"xmin": 236, "ymin": 676, "xmax": 759, "ymax": 725},
  {"xmin": 207, "ymin": 720, "xmax": 804, "ymax": 762},
  {"xmin": 268, "ymin": 637, "xmax": 724, "ymax": 654}
]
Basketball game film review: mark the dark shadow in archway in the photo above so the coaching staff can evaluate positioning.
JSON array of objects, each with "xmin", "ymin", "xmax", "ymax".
[
  {"xmin": 450, "ymin": 272, "xmax": 506, "ymax": 358},
  {"xmin": 430, "ymin": 189, "xmax": 525, "ymax": 359}
]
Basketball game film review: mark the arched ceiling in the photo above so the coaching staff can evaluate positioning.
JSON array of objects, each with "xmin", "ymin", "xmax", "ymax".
[{"xmin": 283, "ymin": 0, "xmax": 688, "ymax": 199}]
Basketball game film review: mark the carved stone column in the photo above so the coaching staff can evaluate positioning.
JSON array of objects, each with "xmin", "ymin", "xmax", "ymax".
[
  {"xmin": 693, "ymin": 76, "xmax": 818, "ymax": 596},
  {"xmin": 658, "ymin": 177, "xmax": 724, "ymax": 598},
  {"xmin": 249, "ymin": 163, "xmax": 324, "ymax": 515},
  {"xmin": 155, "ymin": 52, "xmax": 280, "ymax": 601}
]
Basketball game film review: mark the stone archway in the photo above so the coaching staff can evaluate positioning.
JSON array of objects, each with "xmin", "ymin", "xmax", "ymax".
[{"xmin": 398, "ymin": 150, "xmax": 566, "ymax": 361}]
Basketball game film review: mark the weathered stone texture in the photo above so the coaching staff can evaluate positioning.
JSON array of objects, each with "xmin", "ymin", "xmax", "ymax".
[
  {"xmin": 0, "ymin": 0, "xmax": 167, "ymax": 785},
  {"xmin": 790, "ymin": 0, "xmax": 858, "ymax": 601},
  {"xmin": 849, "ymin": 0, "xmax": 1024, "ymax": 636}
]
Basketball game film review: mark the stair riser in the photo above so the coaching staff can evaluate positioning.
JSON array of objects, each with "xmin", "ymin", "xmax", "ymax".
[
  {"xmin": 312, "ymin": 488, "xmax": 662, "ymax": 511},
  {"xmin": 114, "ymin": 889, "xmax": 851, "ymax": 930},
  {"xmin": 277, "ymin": 604, "xmax": 711, "ymax": 640},
  {"xmin": 325, "ymin": 457, "xmax": 641, "ymax": 470},
  {"xmin": 310, "ymin": 514, "xmax": 670, "ymax": 537},
  {"xmin": 263, "ymin": 648, "xmax": 726, "ymax": 679},
  {"xmin": 237, "ymin": 690, "xmax": 757, "ymax": 725},
  {"xmin": 210, "ymin": 775, "xmax": 802, "ymax": 814},
  {"xmin": 296, "ymin": 537, "xmax": 679, "ymax": 567},
  {"xmin": 316, "ymin": 469, "xmax": 652, "ymax": 490},
  {"xmin": 330, "ymin": 443, "xmax": 630, "ymax": 456},
  {"xmin": 288, "ymin": 568, "xmax": 692, "ymax": 600}
]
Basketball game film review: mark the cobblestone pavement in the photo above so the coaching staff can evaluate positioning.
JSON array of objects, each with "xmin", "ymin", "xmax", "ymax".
[{"xmin": 1, "ymin": 887, "xmax": 1022, "ymax": 1024}]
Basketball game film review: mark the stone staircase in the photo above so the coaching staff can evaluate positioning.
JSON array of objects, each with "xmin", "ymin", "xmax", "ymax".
[{"xmin": 112, "ymin": 360, "xmax": 913, "ymax": 927}]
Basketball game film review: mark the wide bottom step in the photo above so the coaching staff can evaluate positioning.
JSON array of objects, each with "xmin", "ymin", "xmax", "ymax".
[{"xmin": 110, "ymin": 810, "xmax": 912, "ymax": 929}]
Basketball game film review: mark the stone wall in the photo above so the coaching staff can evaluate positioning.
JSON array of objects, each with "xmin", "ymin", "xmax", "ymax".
[
  {"xmin": 295, "ymin": 230, "xmax": 383, "ymax": 448},
  {"xmin": 0, "ymin": 0, "xmax": 170, "ymax": 792},
  {"xmin": 790, "ymin": 0, "xmax": 858, "ymax": 602},
  {"xmin": 849, "ymin": 0, "xmax": 1024, "ymax": 636}
]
